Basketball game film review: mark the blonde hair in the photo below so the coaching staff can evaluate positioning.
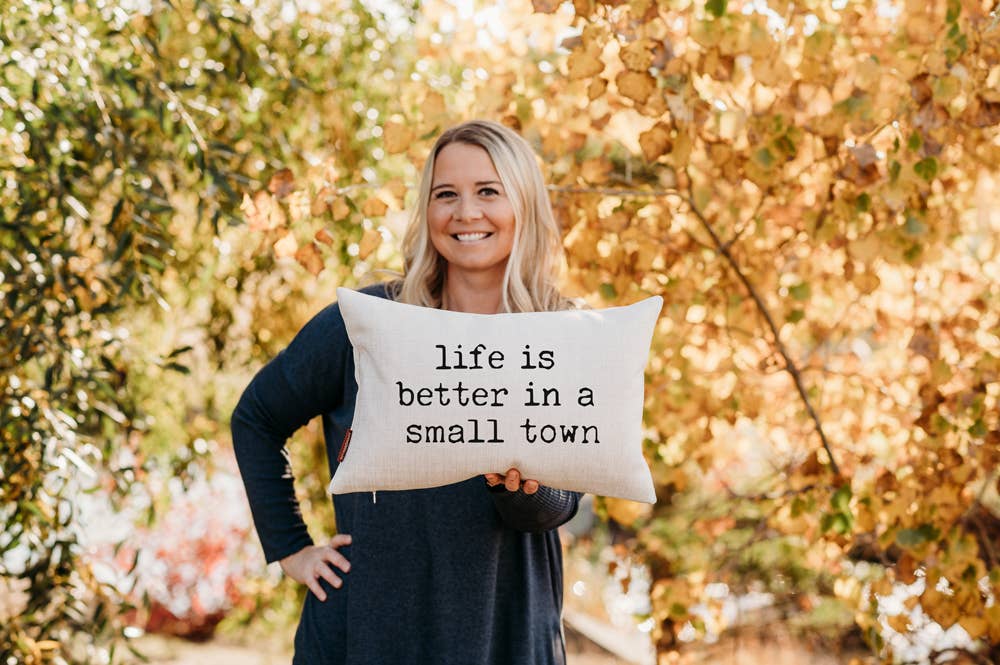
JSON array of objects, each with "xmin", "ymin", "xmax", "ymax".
[{"xmin": 392, "ymin": 120, "xmax": 570, "ymax": 313}]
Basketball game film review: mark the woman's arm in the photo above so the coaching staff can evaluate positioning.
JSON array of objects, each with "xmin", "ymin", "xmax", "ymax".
[
  {"xmin": 485, "ymin": 469, "xmax": 581, "ymax": 533},
  {"xmin": 230, "ymin": 300, "xmax": 352, "ymax": 563}
]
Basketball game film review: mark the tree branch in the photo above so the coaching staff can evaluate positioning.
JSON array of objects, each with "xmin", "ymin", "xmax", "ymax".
[
  {"xmin": 684, "ymin": 181, "xmax": 842, "ymax": 478},
  {"xmin": 547, "ymin": 184, "xmax": 682, "ymax": 198}
]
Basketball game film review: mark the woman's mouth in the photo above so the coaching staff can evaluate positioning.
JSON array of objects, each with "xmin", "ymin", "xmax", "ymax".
[{"xmin": 452, "ymin": 232, "xmax": 493, "ymax": 242}]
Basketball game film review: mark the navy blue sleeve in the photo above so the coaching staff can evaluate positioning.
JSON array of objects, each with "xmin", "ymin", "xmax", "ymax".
[
  {"xmin": 230, "ymin": 300, "xmax": 352, "ymax": 564},
  {"xmin": 488, "ymin": 485, "xmax": 581, "ymax": 533}
]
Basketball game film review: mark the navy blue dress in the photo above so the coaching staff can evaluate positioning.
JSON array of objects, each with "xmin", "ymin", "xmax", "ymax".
[{"xmin": 231, "ymin": 283, "xmax": 580, "ymax": 664}]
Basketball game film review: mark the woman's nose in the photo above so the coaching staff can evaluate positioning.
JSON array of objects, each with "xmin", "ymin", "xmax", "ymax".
[{"xmin": 455, "ymin": 197, "xmax": 483, "ymax": 221}]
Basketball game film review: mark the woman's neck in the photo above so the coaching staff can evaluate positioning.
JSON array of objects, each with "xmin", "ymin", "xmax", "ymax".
[{"xmin": 442, "ymin": 270, "xmax": 505, "ymax": 314}]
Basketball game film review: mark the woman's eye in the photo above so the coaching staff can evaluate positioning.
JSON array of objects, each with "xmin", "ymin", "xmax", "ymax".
[
  {"xmin": 479, "ymin": 187, "xmax": 500, "ymax": 197},
  {"xmin": 433, "ymin": 190, "xmax": 457, "ymax": 199}
]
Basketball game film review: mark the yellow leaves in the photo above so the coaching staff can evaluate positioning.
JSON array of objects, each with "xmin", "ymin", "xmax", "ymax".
[
  {"xmin": 384, "ymin": 178, "xmax": 408, "ymax": 203},
  {"xmin": 315, "ymin": 228, "xmax": 334, "ymax": 245},
  {"xmin": 330, "ymin": 196, "xmax": 351, "ymax": 221},
  {"xmin": 716, "ymin": 109, "xmax": 745, "ymax": 141},
  {"xmin": 420, "ymin": 90, "xmax": 448, "ymax": 119},
  {"xmin": 308, "ymin": 189, "xmax": 351, "ymax": 222},
  {"xmin": 987, "ymin": 604, "xmax": 1000, "ymax": 643},
  {"xmin": 0, "ymin": 576, "xmax": 30, "ymax": 621},
  {"xmin": 839, "ymin": 143, "xmax": 880, "ymax": 188},
  {"xmin": 691, "ymin": 19, "xmax": 722, "ymax": 49},
  {"xmin": 294, "ymin": 242, "xmax": 324, "ymax": 276},
  {"xmin": 604, "ymin": 497, "xmax": 652, "ymax": 526},
  {"xmin": 669, "ymin": 130, "xmax": 692, "ymax": 167},
  {"xmin": 273, "ymin": 231, "xmax": 298, "ymax": 258},
  {"xmin": 959, "ymin": 614, "xmax": 989, "ymax": 640},
  {"xmin": 885, "ymin": 612, "xmax": 912, "ymax": 634},
  {"xmin": 849, "ymin": 233, "xmax": 882, "ymax": 264},
  {"xmin": 15, "ymin": 636, "xmax": 61, "ymax": 663},
  {"xmin": 799, "ymin": 83, "xmax": 834, "ymax": 118},
  {"xmin": 567, "ymin": 47, "xmax": 604, "ymax": 80},
  {"xmin": 421, "ymin": 90, "xmax": 447, "ymax": 126},
  {"xmin": 241, "ymin": 191, "xmax": 285, "ymax": 231},
  {"xmin": 286, "ymin": 191, "xmax": 312, "ymax": 224},
  {"xmin": 752, "ymin": 54, "xmax": 793, "ymax": 88},
  {"xmin": 580, "ymin": 22, "xmax": 606, "ymax": 51},
  {"xmin": 908, "ymin": 324, "xmax": 940, "ymax": 361},
  {"xmin": 382, "ymin": 122, "xmax": 414, "ymax": 154},
  {"xmin": 530, "ymin": 0, "xmax": 561, "ymax": 13},
  {"xmin": 895, "ymin": 552, "xmax": 920, "ymax": 584},
  {"xmin": 267, "ymin": 168, "xmax": 295, "ymax": 199},
  {"xmin": 361, "ymin": 196, "xmax": 388, "ymax": 217},
  {"xmin": 620, "ymin": 39, "xmax": 655, "ymax": 72},
  {"xmin": 803, "ymin": 28, "xmax": 836, "ymax": 60},
  {"xmin": 932, "ymin": 74, "xmax": 962, "ymax": 107},
  {"xmin": 580, "ymin": 157, "xmax": 613, "ymax": 183},
  {"xmin": 854, "ymin": 56, "xmax": 881, "ymax": 92},
  {"xmin": 639, "ymin": 123, "xmax": 672, "ymax": 162},
  {"xmin": 922, "ymin": 583, "xmax": 961, "ymax": 629},
  {"xmin": 984, "ymin": 66, "xmax": 1000, "ymax": 102},
  {"xmin": 902, "ymin": 5, "xmax": 939, "ymax": 46},
  {"xmin": 587, "ymin": 77, "xmax": 607, "ymax": 101},
  {"xmin": 599, "ymin": 211, "xmax": 630, "ymax": 233},
  {"xmin": 311, "ymin": 187, "xmax": 335, "ymax": 217},
  {"xmin": 747, "ymin": 19, "xmax": 771, "ymax": 58},
  {"xmin": 628, "ymin": 0, "xmax": 656, "ymax": 21},
  {"xmin": 216, "ymin": 8, "xmax": 1000, "ymax": 656},
  {"xmin": 358, "ymin": 228, "xmax": 382, "ymax": 260},
  {"xmin": 616, "ymin": 70, "xmax": 657, "ymax": 105}
]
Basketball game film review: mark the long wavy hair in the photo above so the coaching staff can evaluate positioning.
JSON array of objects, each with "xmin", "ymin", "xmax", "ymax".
[{"xmin": 391, "ymin": 120, "xmax": 570, "ymax": 313}]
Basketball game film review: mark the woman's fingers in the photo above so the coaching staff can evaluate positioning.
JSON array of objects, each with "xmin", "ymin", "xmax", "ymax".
[
  {"xmin": 282, "ymin": 538, "xmax": 353, "ymax": 602},
  {"xmin": 323, "ymin": 542, "xmax": 352, "ymax": 574},
  {"xmin": 486, "ymin": 469, "xmax": 541, "ymax": 493},
  {"xmin": 305, "ymin": 573, "xmax": 328, "ymax": 602},
  {"xmin": 504, "ymin": 468, "xmax": 521, "ymax": 491},
  {"xmin": 330, "ymin": 533, "xmax": 352, "ymax": 548},
  {"xmin": 316, "ymin": 564, "xmax": 343, "ymax": 591}
]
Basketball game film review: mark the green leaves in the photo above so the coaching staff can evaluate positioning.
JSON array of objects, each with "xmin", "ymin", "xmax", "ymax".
[
  {"xmin": 855, "ymin": 193, "xmax": 871, "ymax": 212},
  {"xmin": 2, "ymin": 0, "xmax": 413, "ymax": 660},
  {"xmin": 754, "ymin": 147, "xmax": 775, "ymax": 168},
  {"xmin": 705, "ymin": 0, "xmax": 728, "ymax": 18},
  {"xmin": 896, "ymin": 524, "xmax": 940, "ymax": 548},
  {"xmin": 913, "ymin": 157, "xmax": 938, "ymax": 182},
  {"xmin": 830, "ymin": 484, "xmax": 851, "ymax": 513},
  {"xmin": 789, "ymin": 282, "xmax": 811, "ymax": 302},
  {"xmin": 904, "ymin": 214, "xmax": 927, "ymax": 236},
  {"xmin": 821, "ymin": 485, "xmax": 853, "ymax": 535}
]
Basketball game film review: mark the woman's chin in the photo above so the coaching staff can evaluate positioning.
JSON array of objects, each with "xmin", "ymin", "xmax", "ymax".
[{"xmin": 444, "ymin": 257, "xmax": 510, "ymax": 277}]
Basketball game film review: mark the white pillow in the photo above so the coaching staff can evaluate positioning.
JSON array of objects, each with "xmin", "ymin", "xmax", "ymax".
[{"xmin": 328, "ymin": 287, "xmax": 661, "ymax": 503}]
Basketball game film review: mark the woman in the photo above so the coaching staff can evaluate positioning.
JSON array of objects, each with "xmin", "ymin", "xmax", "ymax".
[{"xmin": 232, "ymin": 120, "xmax": 580, "ymax": 664}]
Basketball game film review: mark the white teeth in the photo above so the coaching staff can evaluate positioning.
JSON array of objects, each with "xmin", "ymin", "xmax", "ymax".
[{"xmin": 455, "ymin": 232, "xmax": 489, "ymax": 242}]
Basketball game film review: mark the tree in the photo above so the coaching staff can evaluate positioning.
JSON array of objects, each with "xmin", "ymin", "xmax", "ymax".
[
  {"xmin": 265, "ymin": 0, "xmax": 1000, "ymax": 659},
  {"xmin": 0, "ymin": 0, "xmax": 414, "ymax": 660}
]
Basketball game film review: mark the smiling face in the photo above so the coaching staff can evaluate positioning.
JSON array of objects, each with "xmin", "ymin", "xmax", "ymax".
[{"xmin": 427, "ymin": 142, "xmax": 517, "ymax": 284}]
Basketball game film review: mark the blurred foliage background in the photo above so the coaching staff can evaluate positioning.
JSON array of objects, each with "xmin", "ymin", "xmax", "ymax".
[{"xmin": 2, "ymin": 0, "xmax": 999, "ymax": 663}]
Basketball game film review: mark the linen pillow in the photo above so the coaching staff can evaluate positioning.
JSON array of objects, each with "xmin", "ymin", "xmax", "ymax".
[{"xmin": 328, "ymin": 287, "xmax": 661, "ymax": 503}]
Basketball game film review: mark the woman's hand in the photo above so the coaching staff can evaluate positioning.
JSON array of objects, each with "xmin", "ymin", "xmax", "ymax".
[
  {"xmin": 279, "ymin": 534, "xmax": 352, "ymax": 601},
  {"xmin": 484, "ymin": 468, "xmax": 539, "ymax": 494}
]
